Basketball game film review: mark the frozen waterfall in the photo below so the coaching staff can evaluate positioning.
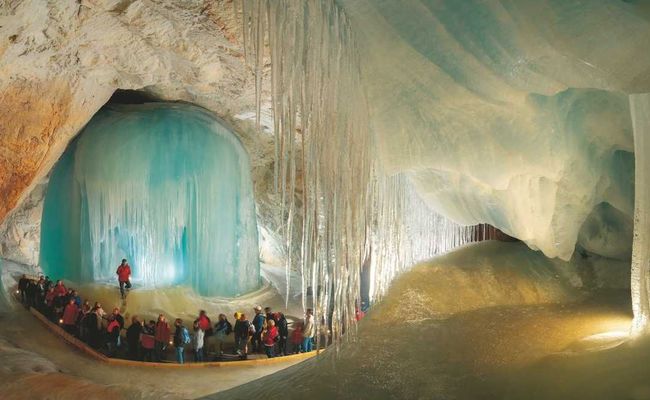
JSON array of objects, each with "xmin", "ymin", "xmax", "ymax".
[{"xmin": 40, "ymin": 103, "xmax": 260, "ymax": 297}]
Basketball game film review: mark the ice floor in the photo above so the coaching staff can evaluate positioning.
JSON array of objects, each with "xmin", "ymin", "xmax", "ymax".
[{"xmin": 206, "ymin": 242, "xmax": 637, "ymax": 400}]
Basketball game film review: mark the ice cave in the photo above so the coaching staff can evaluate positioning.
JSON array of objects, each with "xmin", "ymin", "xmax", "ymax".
[{"xmin": 1, "ymin": 0, "xmax": 650, "ymax": 399}]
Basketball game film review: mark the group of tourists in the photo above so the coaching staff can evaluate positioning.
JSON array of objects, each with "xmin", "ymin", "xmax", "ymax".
[
  {"xmin": 143, "ymin": 305, "xmax": 316, "ymax": 364},
  {"xmin": 17, "ymin": 272, "xmax": 317, "ymax": 364},
  {"xmin": 17, "ymin": 273, "xmax": 128, "ymax": 354}
]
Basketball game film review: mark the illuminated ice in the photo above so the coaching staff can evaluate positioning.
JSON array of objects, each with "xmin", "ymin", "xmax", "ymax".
[
  {"xmin": 630, "ymin": 93, "xmax": 650, "ymax": 334},
  {"xmin": 40, "ymin": 103, "xmax": 260, "ymax": 297}
]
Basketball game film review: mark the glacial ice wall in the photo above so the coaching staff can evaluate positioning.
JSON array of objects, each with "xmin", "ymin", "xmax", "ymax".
[
  {"xmin": 339, "ymin": 0, "xmax": 648, "ymax": 261},
  {"xmin": 40, "ymin": 103, "xmax": 260, "ymax": 297}
]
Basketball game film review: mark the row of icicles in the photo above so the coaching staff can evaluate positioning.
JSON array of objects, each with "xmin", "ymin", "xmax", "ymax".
[{"xmin": 239, "ymin": 0, "xmax": 496, "ymax": 347}]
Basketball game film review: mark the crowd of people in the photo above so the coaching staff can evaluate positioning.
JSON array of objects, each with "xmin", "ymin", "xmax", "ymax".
[{"xmin": 17, "ymin": 274, "xmax": 317, "ymax": 364}]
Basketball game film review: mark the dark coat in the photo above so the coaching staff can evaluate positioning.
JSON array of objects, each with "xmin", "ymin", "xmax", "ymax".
[
  {"xmin": 126, "ymin": 322, "xmax": 142, "ymax": 346},
  {"xmin": 277, "ymin": 316, "xmax": 289, "ymax": 337},
  {"xmin": 234, "ymin": 319, "xmax": 251, "ymax": 340}
]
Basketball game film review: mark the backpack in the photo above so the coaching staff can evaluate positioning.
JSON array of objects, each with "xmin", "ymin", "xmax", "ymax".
[
  {"xmin": 181, "ymin": 327, "xmax": 191, "ymax": 345},
  {"xmin": 225, "ymin": 320, "xmax": 232, "ymax": 335}
]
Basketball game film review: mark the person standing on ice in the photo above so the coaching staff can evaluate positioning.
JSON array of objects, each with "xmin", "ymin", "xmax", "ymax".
[
  {"xmin": 116, "ymin": 259, "xmax": 132, "ymax": 299},
  {"xmin": 126, "ymin": 316, "xmax": 142, "ymax": 361},
  {"xmin": 262, "ymin": 319, "xmax": 279, "ymax": 358},
  {"xmin": 62, "ymin": 298, "xmax": 79, "ymax": 335},
  {"xmin": 302, "ymin": 308, "xmax": 315, "ymax": 352},
  {"xmin": 252, "ymin": 305, "xmax": 266, "ymax": 353},
  {"xmin": 53, "ymin": 280, "xmax": 67, "ymax": 296},
  {"xmin": 154, "ymin": 314, "xmax": 170, "ymax": 362},
  {"xmin": 234, "ymin": 312, "xmax": 252, "ymax": 359},
  {"xmin": 213, "ymin": 313, "xmax": 232, "ymax": 357},
  {"xmin": 276, "ymin": 312, "xmax": 289, "ymax": 356},
  {"xmin": 173, "ymin": 318, "xmax": 191, "ymax": 364},
  {"xmin": 192, "ymin": 321, "xmax": 205, "ymax": 362},
  {"xmin": 18, "ymin": 274, "xmax": 30, "ymax": 304}
]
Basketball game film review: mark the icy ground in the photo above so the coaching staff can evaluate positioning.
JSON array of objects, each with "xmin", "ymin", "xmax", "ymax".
[{"xmin": 207, "ymin": 241, "xmax": 637, "ymax": 400}]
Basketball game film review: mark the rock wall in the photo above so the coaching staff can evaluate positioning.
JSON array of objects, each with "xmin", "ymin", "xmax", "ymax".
[{"xmin": 0, "ymin": 177, "xmax": 46, "ymax": 266}]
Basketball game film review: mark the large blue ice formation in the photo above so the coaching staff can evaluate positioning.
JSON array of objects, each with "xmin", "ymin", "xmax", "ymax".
[{"xmin": 40, "ymin": 103, "xmax": 260, "ymax": 297}]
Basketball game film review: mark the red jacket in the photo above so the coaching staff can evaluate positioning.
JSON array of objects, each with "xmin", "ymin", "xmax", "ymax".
[
  {"xmin": 291, "ymin": 328, "xmax": 303, "ymax": 344},
  {"xmin": 116, "ymin": 264, "xmax": 131, "ymax": 282},
  {"xmin": 62, "ymin": 303, "xmax": 79, "ymax": 325},
  {"xmin": 45, "ymin": 291, "xmax": 56, "ymax": 306},
  {"xmin": 107, "ymin": 319, "xmax": 120, "ymax": 334},
  {"xmin": 141, "ymin": 333, "xmax": 155, "ymax": 349},
  {"xmin": 198, "ymin": 315, "xmax": 211, "ymax": 331},
  {"xmin": 264, "ymin": 326, "xmax": 279, "ymax": 346},
  {"xmin": 155, "ymin": 322, "xmax": 170, "ymax": 343},
  {"xmin": 54, "ymin": 284, "xmax": 67, "ymax": 296}
]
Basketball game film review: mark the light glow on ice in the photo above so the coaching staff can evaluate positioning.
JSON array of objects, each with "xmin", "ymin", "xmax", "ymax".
[{"xmin": 39, "ymin": 103, "xmax": 260, "ymax": 297}]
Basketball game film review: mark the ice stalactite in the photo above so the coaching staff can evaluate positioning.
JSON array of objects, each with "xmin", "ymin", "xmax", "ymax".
[
  {"xmin": 630, "ymin": 93, "xmax": 650, "ymax": 335},
  {"xmin": 242, "ymin": 0, "xmax": 372, "ymax": 343},
  {"xmin": 40, "ymin": 103, "xmax": 260, "ymax": 297},
  {"xmin": 242, "ymin": 0, "xmax": 489, "ymax": 344},
  {"xmin": 367, "ymin": 173, "xmax": 484, "ymax": 302}
]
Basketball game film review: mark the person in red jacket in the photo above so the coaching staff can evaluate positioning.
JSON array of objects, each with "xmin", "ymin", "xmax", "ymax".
[
  {"xmin": 195, "ymin": 310, "xmax": 212, "ymax": 359},
  {"xmin": 53, "ymin": 280, "xmax": 67, "ymax": 297},
  {"xmin": 196, "ymin": 310, "xmax": 211, "ymax": 333},
  {"xmin": 154, "ymin": 314, "xmax": 170, "ymax": 362},
  {"xmin": 140, "ymin": 320, "xmax": 156, "ymax": 362},
  {"xmin": 291, "ymin": 322, "xmax": 304, "ymax": 354},
  {"xmin": 62, "ymin": 298, "xmax": 79, "ymax": 335},
  {"xmin": 263, "ymin": 319, "xmax": 279, "ymax": 358},
  {"xmin": 116, "ymin": 259, "xmax": 132, "ymax": 299}
]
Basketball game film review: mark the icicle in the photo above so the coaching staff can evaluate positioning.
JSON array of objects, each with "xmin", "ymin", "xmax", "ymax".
[
  {"xmin": 242, "ymin": 0, "xmax": 371, "ymax": 347},
  {"xmin": 365, "ymin": 172, "xmax": 482, "ymax": 303},
  {"xmin": 630, "ymin": 93, "xmax": 650, "ymax": 335}
]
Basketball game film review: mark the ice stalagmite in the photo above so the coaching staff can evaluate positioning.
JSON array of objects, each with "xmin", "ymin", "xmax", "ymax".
[
  {"xmin": 630, "ymin": 94, "xmax": 650, "ymax": 335},
  {"xmin": 40, "ymin": 103, "xmax": 260, "ymax": 297}
]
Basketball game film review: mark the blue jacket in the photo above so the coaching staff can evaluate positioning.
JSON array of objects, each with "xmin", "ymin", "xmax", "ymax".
[{"xmin": 252, "ymin": 313, "xmax": 266, "ymax": 331}]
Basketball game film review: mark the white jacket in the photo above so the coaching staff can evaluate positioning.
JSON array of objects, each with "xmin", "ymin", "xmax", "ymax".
[
  {"xmin": 193, "ymin": 328, "xmax": 205, "ymax": 350},
  {"xmin": 303, "ymin": 314, "xmax": 314, "ymax": 338}
]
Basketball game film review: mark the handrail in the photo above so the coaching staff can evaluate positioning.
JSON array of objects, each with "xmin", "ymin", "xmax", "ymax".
[{"xmin": 29, "ymin": 306, "xmax": 319, "ymax": 368}]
